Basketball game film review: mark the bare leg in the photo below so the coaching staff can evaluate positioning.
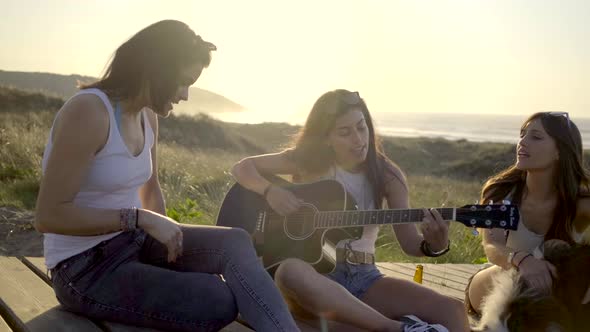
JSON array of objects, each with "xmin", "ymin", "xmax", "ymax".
[
  {"xmin": 275, "ymin": 259, "xmax": 403, "ymax": 332},
  {"xmin": 361, "ymin": 276, "xmax": 469, "ymax": 332},
  {"xmin": 467, "ymin": 265, "xmax": 502, "ymax": 314}
]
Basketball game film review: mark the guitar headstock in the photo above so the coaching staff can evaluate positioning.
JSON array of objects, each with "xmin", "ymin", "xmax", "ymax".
[{"xmin": 456, "ymin": 204, "xmax": 519, "ymax": 230}]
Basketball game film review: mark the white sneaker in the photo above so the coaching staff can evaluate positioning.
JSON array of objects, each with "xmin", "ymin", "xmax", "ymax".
[{"xmin": 400, "ymin": 315, "xmax": 449, "ymax": 332}]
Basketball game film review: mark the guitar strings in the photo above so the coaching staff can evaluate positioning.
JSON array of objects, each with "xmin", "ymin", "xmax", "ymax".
[{"xmin": 274, "ymin": 208, "xmax": 511, "ymax": 225}]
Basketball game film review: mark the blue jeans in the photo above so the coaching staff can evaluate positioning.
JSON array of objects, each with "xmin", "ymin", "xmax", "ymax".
[
  {"xmin": 326, "ymin": 262, "xmax": 384, "ymax": 299},
  {"xmin": 50, "ymin": 226, "xmax": 299, "ymax": 332}
]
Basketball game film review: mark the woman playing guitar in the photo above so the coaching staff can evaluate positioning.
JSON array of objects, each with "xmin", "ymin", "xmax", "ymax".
[{"xmin": 231, "ymin": 89, "xmax": 469, "ymax": 332}]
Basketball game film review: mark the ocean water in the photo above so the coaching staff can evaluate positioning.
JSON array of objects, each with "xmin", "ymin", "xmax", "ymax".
[
  {"xmin": 373, "ymin": 112, "xmax": 590, "ymax": 148},
  {"xmin": 212, "ymin": 111, "xmax": 590, "ymax": 147}
]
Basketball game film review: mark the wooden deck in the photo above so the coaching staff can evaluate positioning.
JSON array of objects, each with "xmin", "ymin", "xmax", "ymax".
[
  {"xmin": 376, "ymin": 262, "xmax": 484, "ymax": 301},
  {"xmin": 0, "ymin": 256, "xmax": 482, "ymax": 331},
  {"xmin": 0, "ymin": 256, "xmax": 252, "ymax": 332}
]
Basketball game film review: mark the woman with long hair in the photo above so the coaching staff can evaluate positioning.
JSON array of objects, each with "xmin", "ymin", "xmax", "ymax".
[
  {"xmin": 232, "ymin": 89, "xmax": 469, "ymax": 332},
  {"xmin": 35, "ymin": 20, "xmax": 298, "ymax": 332},
  {"xmin": 465, "ymin": 112, "xmax": 590, "ymax": 317}
]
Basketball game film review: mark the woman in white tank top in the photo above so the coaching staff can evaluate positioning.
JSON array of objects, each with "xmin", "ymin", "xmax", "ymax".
[
  {"xmin": 34, "ymin": 20, "xmax": 298, "ymax": 332},
  {"xmin": 232, "ymin": 90, "xmax": 467, "ymax": 332},
  {"xmin": 465, "ymin": 112, "xmax": 590, "ymax": 322}
]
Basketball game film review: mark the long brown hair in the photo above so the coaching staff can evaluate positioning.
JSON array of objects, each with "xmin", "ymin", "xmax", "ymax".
[
  {"xmin": 481, "ymin": 112, "xmax": 590, "ymax": 242},
  {"xmin": 289, "ymin": 89, "xmax": 403, "ymax": 208},
  {"xmin": 82, "ymin": 20, "xmax": 216, "ymax": 112}
]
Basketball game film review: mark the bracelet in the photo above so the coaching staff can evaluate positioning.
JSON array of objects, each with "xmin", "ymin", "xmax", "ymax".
[
  {"xmin": 420, "ymin": 239, "xmax": 450, "ymax": 257},
  {"xmin": 263, "ymin": 184, "xmax": 274, "ymax": 198},
  {"xmin": 120, "ymin": 207, "xmax": 138, "ymax": 232},
  {"xmin": 515, "ymin": 253, "xmax": 533, "ymax": 269}
]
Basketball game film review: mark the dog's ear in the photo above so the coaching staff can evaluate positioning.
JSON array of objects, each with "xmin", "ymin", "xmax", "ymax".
[{"xmin": 543, "ymin": 239, "xmax": 572, "ymax": 263}]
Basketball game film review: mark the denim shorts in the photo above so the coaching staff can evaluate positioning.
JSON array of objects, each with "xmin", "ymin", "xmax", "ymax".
[{"xmin": 326, "ymin": 261, "xmax": 384, "ymax": 299}]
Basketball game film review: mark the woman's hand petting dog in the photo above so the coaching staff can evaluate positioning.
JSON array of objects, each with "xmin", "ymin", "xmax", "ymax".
[{"xmin": 518, "ymin": 256, "xmax": 557, "ymax": 294}]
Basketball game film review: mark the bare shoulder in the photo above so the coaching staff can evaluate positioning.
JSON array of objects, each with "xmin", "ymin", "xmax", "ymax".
[
  {"xmin": 54, "ymin": 93, "xmax": 109, "ymax": 136},
  {"xmin": 144, "ymin": 108, "xmax": 159, "ymax": 133},
  {"xmin": 381, "ymin": 159, "xmax": 408, "ymax": 194}
]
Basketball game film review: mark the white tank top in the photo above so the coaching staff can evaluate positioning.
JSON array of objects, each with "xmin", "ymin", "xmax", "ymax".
[
  {"xmin": 322, "ymin": 166, "xmax": 379, "ymax": 253},
  {"xmin": 504, "ymin": 189, "xmax": 584, "ymax": 258},
  {"xmin": 41, "ymin": 88, "xmax": 154, "ymax": 269},
  {"xmin": 506, "ymin": 218, "xmax": 545, "ymax": 257}
]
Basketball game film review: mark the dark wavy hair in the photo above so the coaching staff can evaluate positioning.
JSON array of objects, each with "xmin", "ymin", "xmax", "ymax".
[
  {"xmin": 82, "ymin": 20, "xmax": 216, "ymax": 112},
  {"xmin": 289, "ymin": 89, "xmax": 403, "ymax": 208},
  {"xmin": 481, "ymin": 112, "xmax": 590, "ymax": 243}
]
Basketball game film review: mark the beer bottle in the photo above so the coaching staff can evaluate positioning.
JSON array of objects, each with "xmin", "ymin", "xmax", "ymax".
[{"xmin": 413, "ymin": 264, "xmax": 424, "ymax": 284}]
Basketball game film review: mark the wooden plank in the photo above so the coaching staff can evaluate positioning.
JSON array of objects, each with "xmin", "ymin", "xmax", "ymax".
[
  {"xmin": 419, "ymin": 265, "xmax": 478, "ymax": 281},
  {"xmin": 0, "ymin": 315, "xmax": 12, "ymax": 332},
  {"xmin": 23, "ymin": 257, "xmax": 253, "ymax": 332},
  {"xmin": 393, "ymin": 263, "xmax": 470, "ymax": 286},
  {"xmin": 441, "ymin": 263, "xmax": 484, "ymax": 275},
  {"xmin": 396, "ymin": 263, "xmax": 475, "ymax": 281},
  {"xmin": 0, "ymin": 256, "xmax": 101, "ymax": 332},
  {"xmin": 397, "ymin": 263, "xmax": 473, "ymax": 287},
  {"xmin": 377, "ymin": 263, "xmax": 466, "ymax": 293},
  {"xmin": 376, "ymin": 264, "xmax": 464, "ymax": 300},
  {"xmin": 433, "ymin": 265, "xmax": 482, "ymax": 280},
  {"xmin": 21, "ymin": 257, "xmax": 49, "ymax": 284},
  {"xmin": 377, "ymin": 264, "xmax": 463, "ymax": 299}
]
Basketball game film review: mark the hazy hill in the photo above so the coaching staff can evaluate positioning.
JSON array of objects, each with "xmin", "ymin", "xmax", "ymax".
[
  {"xmin": 0, "ymin": 70, "xmax": 245, "ymax": 114},
  {"xmin": 0, "ymin": 85, "xmax": 63, "ymax": 112}
]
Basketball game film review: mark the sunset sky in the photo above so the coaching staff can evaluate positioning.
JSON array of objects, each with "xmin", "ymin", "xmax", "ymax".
[{"xmin": 2, "ymin": 0, "xmax": 590, "ymax": 121}]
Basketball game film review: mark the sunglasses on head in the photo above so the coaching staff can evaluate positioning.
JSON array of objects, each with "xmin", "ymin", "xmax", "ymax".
[
  {"xmin": 544, "ymin": 111, "xmax": 571, "ymax": 129},
  {"xmin": 204, "ymin": 41, "xmax": 217, "ymax": 51}
]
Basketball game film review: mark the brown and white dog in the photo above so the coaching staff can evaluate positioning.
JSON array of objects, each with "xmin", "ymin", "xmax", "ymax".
[{"xmin": 474, "ymin": 240, "xmax": 590, "ymax": 332}]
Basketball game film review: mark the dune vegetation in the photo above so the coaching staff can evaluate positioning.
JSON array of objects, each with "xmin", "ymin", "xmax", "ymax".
[{"xmin": 2, "ymin": 86, "xmax": 588, "ymax": 263}]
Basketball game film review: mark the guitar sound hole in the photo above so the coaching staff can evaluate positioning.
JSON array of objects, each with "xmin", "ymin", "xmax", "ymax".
[{"xmin": 284, "ymin": 204, "xmax": 316, "ymax": 239}]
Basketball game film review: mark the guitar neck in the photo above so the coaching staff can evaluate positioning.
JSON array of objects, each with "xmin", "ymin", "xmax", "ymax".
[{"xmin": 314, "ymin": 208, "xmax": 455, "ymax": 228}]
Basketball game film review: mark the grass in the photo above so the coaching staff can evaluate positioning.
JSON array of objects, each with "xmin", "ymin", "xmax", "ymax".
[
  {"xmin": 3, "ymin": 85, "xmax": 589, "ymax": 263},
  {"xmin": 376, "ymin": 175, "xmax": 485, "ymax": 263}
]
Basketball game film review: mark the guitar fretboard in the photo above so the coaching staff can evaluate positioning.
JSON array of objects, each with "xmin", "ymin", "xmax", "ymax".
[{"xmin": 314, "ymin": 208, "xmax": 455, "ymax": 228}]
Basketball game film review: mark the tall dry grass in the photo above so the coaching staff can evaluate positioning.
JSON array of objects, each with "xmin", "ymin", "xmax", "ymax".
[{"xmin": 6, "ymin": 86, "xmax": 589, "ymax": 263}]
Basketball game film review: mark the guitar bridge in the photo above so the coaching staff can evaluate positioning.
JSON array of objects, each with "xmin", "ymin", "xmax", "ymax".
[
  {"xmin": 253, "ymin": 211, "xmax": 267, "ymax": 251},
  {"xmin": 256, "ymin": 211, "xmax": 267, "ymax": 232}
]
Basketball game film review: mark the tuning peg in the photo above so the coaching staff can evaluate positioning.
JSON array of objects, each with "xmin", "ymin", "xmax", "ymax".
[
  {"xmin": 502, "ymin": 200, "xmax": 511, "ymax": 205},
  {"xmin": 471, "ymin": 228, "xmax": 480, "ymax": 236},
  {"xmin": 488, "ymin": 200, "xmax": 494, "ymax": 205}
]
